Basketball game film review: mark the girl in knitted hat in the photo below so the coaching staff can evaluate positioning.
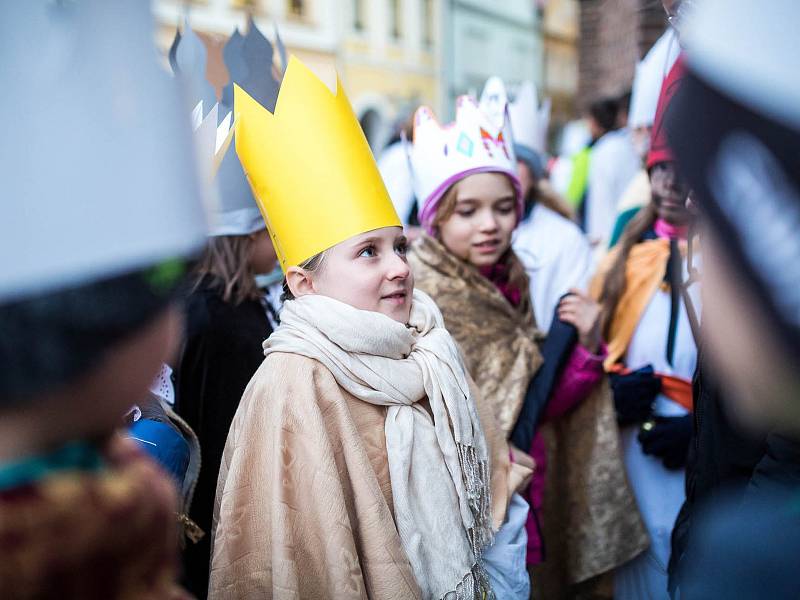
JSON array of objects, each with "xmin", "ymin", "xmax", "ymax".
[{"xmin": 407, "ymin": 93, "xmax": 647, "ymax": 598}]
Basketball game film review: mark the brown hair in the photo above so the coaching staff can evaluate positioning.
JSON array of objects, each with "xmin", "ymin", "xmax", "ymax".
[
  {"xmin": 191, "ymin": 235, "xmax": 261, "ymax": 305},
  {"xmin": 598, "ymin": 201, "xmax": 658, "ymax": 337},
  {"xmin": 430, "ymin": 180, "xmax": 461, "ymax": 232},
  {"xmin": 280, "ymin": 250, "xmax": 328, "ymax": 302}
]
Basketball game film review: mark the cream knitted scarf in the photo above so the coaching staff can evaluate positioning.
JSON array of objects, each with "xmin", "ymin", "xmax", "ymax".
[{"xmin": 264, "ymin": 289, "xmax": 494, "ymax": 600}]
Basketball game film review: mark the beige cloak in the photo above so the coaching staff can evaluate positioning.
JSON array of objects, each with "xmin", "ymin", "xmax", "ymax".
[{"xmin": 209, "ymin": 351, "xmax": 528, "ymax": 599}]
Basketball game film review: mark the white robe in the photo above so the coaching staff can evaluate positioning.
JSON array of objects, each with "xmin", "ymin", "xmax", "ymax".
[
  {"xmin": 614, "ymin": 256, "xmax": 701, "ymax": 600},
  {"xmin": 513, "ymin": 203, "xmax": 593, "ymax": 331},
  {"xmin": 585, "ymin": 129, "xmax": 641, "ymax": 249}
]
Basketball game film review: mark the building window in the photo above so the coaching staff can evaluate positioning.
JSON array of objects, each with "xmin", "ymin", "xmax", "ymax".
[
  {"xmin": 389, "ymin": 0, "xmax": 402, "ymax": 40},
  {"xmin": 423, "ymin": 0, "xmax": 433, "ymax": 48},
  {"xmin": 287, "ymin": 0, "xmax": 305, "ymax": 18},
  {"xmin": 353, "ymin": 0, "xmax": 364, "ymax": 31}
]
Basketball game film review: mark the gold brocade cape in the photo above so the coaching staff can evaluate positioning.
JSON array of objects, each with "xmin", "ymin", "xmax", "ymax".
[
  {"xmin": 0, "ymin": 435, "xmax": 187, "ymax": 600},
  {"xmin": 409, "ymin": 234, "xmax": 648, "ymax": 590},
  {"xmin": 209, "ymin": 351, "xmax": 522, "ymax": 599},
  {"xmin": 410, "ymin": 235, "xmax": 543, "ymax": 435}
]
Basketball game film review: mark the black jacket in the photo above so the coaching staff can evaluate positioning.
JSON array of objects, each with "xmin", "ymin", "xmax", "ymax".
[
  {"xmin": 175, "ymin": 278, "xmax": 273, "ymax": 598},
  {"xmin": 675, "ymin": 433, "xmax": 800, "ymax": 599},
  {"xmin": 669, "ymin": 339, "xmax": 768, "ymax": 594}
]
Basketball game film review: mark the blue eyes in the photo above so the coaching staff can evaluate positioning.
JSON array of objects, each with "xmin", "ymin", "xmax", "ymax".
[{"xmin": 357, "ymin": 243, "xmax": 408, "ymax": 258}]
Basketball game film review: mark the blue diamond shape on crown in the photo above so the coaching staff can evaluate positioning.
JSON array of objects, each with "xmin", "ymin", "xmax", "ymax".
[{"xmin": 456, "ymin": 132, "xmax": 474, "ymax": 157}]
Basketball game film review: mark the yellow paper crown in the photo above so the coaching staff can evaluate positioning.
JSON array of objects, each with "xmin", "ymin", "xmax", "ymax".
[{"xmin": 234, "ymin": 56, "xmax": 400, "ymax": 271}]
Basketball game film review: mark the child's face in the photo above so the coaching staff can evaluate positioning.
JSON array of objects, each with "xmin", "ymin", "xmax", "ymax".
[
  {"xmin": 248, "ymin": 227, "xmax": 278, "ymax": 274},
  {"xmin": 650, "ymin": 161, "xmax": 691, "ymax": 225},
  {"xmin": 437, "ymin": 172, "xmax": 518, "ymax": 268},
  {"xmin": 312, "ymin": 226, "xmax": 414, "ymax": 324}
]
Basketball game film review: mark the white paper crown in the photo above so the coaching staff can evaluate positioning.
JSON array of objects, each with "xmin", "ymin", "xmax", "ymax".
[
  {"xmin": 506, "ymin": 80, "xmax": 551, "ymax": 155},
  {"xmin": 479, "ymin": 76, "xmax": 551, "ymax": 156},
  {"xmin": 628, "ymin": 30, "xmax": 680, "ymax": 129},
  {"xmin": 409, "ymin": 95, "xmax": 520, "ymax": 231},
  {"xmin": 1, "ymin": 0, "xmax": 208, "ymax": 304}
]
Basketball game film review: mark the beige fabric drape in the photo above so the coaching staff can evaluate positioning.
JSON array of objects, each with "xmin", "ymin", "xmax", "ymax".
[
  {"xmin": 409, "ymin": 234, "xmax": 544, "ymax": 436},
  {"xmin": 209, "ymin": 350, "xmax": 525, "ymax": 599}
]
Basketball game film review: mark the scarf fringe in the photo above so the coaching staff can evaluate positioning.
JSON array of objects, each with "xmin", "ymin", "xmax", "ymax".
[
  {"xmin": 457, "ymin": 443, "xmax": 494, "ymax": 558},
  {"xmin": 444, "ymin": 560, "xmax": 496, "ymax": 600}
]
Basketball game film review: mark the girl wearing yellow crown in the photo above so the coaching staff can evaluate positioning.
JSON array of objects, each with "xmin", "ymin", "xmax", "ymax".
[
  {"xmin": 406, "ymin": 90, "xmax": 648, "ymax": 597},
  {"xmin": 208, "ymin": 56, "xmax": 531, "ymax": 600}
]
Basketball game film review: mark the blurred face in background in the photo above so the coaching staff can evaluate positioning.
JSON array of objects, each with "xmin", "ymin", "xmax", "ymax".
[
  {"xmin": 436, "ymin": 172, "xmax": 518, "ymax": 268},
  {"xmin": 248, "ymin": 227, "xmax": 278, "ymax": 274},
  {"xmin": 650, "ymin": 161, "xmax": 691, "ymax": 225},
  {"xmin": 0, "ymin": 303, "xmax": 184, "ymax": 461}
]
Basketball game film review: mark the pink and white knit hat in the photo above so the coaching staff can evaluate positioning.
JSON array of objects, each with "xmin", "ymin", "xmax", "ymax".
[{"xmin": 407, "ymin": 94, "xmax": 523, "ymax": 234}]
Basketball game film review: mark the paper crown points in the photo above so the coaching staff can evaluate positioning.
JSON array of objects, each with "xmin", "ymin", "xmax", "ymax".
[
  {"xmin": 628, "ymin": 30, "xmax": 680, "ymax": 129},
  {"xmin": 485, "ymin": 78, "xmax": 551, "ymax": 155},
  {"xmin": 234, "ymin": 56, "xmax": 400, "ymax": 270},
  {"xmin": 207, "ymin": 20, "xmax": 286, "ymax": 237},
  {"xmin": 192, "ymin": 100, "xmax": 235, "ymax": 184},
  {"xmin": 170, "ymin": 19, "xmax": 217, "ymax": 113},
  {"xmin": 221, "ymin": 17, "xmax": 282, "ymax": 112},
  {"xmin": 409, "ymin": 94, "xmax": 519, "ymax": 229}
]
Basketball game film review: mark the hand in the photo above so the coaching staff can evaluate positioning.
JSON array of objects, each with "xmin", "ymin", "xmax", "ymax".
[
  {"xmin": 557, "ymin": 289, "xmax": 601, "ymax": 353},
  {"xmin": 609, "ymin": 365, "xmax": 661, "ymax": 425},
  {"xmin": 638, "ymin": 414, "xmax": 693, "ymax": 470}
]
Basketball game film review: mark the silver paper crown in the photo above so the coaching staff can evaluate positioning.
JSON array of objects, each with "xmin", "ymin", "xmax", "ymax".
[{"xmin": 172, "ymin": 17, "xmax": 286, "ymax": 236}]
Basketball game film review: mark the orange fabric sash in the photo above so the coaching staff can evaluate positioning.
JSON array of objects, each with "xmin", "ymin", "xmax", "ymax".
[
  {"xmin": 660, "ymin": 372, "xmax": 693, "ymax": 412},
  {"xmin": 593, "ymin": 238, "xmax": 693, "ymax": 412},
  {"xmin": 591, "ymin": 238, "xmax": 685, "ymax": 371}
]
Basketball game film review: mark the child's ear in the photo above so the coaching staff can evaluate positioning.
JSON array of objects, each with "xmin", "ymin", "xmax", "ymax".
[{"xmin": 285, "ymin": 266, "xmax": 315, "ymax": 298}]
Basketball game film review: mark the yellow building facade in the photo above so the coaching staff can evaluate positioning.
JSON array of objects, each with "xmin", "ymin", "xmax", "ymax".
[{"xmin": 153, "ymin": 0, "xmax": 442, "ymax": 152}]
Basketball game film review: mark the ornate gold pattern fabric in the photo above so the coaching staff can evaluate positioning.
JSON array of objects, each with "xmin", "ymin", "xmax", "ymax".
[
  {"xmin": 409, "ymin": 234, "xmax": 648, "ymax": 591},
  {"xmin": 209, "ymin": 351, "xmax": 521, "ymax": 599},
  {"xmin": 409, "ymin": 234, "xmax": 544, "ymax": 436}
]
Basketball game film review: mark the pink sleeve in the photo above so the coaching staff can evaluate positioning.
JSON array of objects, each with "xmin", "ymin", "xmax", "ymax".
[{"xmin": 543, "ymin": 342, "xmax": 607, "ymax": 421}]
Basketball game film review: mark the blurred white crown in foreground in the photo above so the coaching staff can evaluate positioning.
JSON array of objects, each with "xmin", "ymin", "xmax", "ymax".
[
  {"xmin": 0, "ymin": 0, "xmax": 207, "ymax": 304},
  {"xmin": 683, "ymin": 0, "xmax": 800, "ymax": 130}
]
